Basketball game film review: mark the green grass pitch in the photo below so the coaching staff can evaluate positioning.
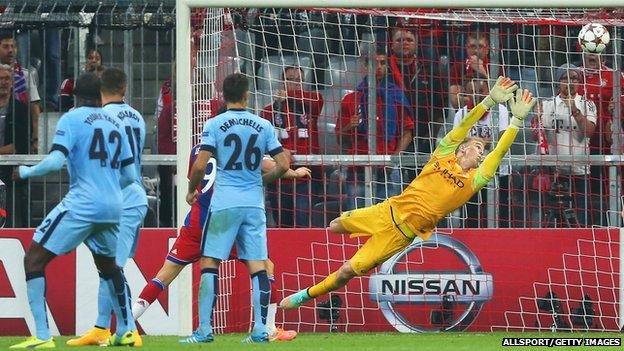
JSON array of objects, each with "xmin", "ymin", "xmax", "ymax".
[{"xmin": 1, "ymin": 332, "xmax": 622, "ymax": 350}]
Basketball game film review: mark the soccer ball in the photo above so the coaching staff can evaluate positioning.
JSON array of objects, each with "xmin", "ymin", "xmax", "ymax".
[{"xmin": 578, "ymin": 23, "xmax": 610, "ymax": 53}]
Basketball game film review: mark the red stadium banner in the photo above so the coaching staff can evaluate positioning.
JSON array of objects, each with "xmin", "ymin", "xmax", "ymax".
[{"xmin": 0, "ymin": 228, "xmax": 620, "ymax": 335}]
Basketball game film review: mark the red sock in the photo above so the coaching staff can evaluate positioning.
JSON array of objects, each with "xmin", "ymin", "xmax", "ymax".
[
  {"xmin": 138, "ymin": 278, "xmax": 165, "ymax": 304},
  {"xmin": 269, "ymin": 276, "xmax": 280, "ymax": 304}
]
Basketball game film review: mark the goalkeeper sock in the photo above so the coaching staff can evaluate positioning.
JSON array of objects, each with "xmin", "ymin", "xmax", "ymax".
[
  {"xmin": 95, "ymin": 275, "xmax": 113, "ymax": 328},
  {"xmin": 198, "ymin": 268, "xmax": 218, "ymax": 336},
  {"xmin": 251, "ymin": 270, "xmax": 270, "ymax": 336},
  {"xmin": 308, "ymin": 272, "xmax": 344, "ymax": 298}
]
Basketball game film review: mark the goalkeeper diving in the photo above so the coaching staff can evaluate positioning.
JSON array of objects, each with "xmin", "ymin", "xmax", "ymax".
[{"xmin": 281, "ymin": 77, "xmax": 536, "ymax": 309}]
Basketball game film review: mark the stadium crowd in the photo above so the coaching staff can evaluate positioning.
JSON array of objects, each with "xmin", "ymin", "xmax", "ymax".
[{"xmin": 0, "ymin": 11, "xmax": 623, "ymax": 230}]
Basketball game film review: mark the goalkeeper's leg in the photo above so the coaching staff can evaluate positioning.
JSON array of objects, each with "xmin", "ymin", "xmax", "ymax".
[
  {"xmin": 281, "ymin": 210, "xmax": 412, "ymax": 310},
  {"xmin": 132, "ymin": 260, "xmax": 185, "ymax": 319},
  {"xmin": 280, "ymin": 216, "xmax": 360, "ymax": 309},
  {"xmin": 280, "ymin": 261, "xmax": 356, "ymax": 309}
]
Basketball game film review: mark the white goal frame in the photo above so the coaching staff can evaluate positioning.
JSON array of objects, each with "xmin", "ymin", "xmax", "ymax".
[{"xmin": 176, "ymin": 1, "xmax": 624, "ymax": 336}]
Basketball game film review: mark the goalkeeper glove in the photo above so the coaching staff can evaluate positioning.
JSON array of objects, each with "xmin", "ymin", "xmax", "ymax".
[
  {"xmin": 509, "ymin": 88, "xmax": 537, "ymax": 128},
  {"xmin": 483, "ymin": 76, "xmax": 518, "ymax": 108}
]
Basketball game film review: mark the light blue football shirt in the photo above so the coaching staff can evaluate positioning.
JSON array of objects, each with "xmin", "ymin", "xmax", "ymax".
[
  {"xmin": 51, "ymin": 106, "xmax": 134, "ymax": 222},
  {"xmin": 200, "ymin": 108, "xmax": 282, "ymax": 211},
  {"xmin": 103, "ymin": 102, "xmax": 148, "ymax": 209}
]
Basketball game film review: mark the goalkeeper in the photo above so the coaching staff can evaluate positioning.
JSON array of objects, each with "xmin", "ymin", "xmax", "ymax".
[{"xmin": 281, "ymin": 77, "xmax": 536, "ymax": 309}]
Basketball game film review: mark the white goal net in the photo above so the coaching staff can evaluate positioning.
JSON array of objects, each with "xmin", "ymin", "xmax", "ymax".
[{"xmin": 177, "ymin": 5, "xmax": 624, "ymax": 333}]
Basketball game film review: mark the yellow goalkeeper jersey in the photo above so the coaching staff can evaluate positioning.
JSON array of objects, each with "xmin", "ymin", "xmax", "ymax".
[
  {"xmin": 388, "ymin": 152, "xmax": 479, "ymax": 240},
  {"xmin": 388, "ymin": 102, "xmax": 520, "ymax": 241}
]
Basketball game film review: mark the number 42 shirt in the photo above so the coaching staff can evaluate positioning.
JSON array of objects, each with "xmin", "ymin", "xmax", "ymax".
[
  {"xmin": 52, "ymin": 106, "xmax": 134, "ymax": 222},
  {"xmin": 200, "ymin": 108, "xmax": 282, "ymax": 212}
]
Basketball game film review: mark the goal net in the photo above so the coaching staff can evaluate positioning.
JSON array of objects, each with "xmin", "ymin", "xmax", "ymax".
[{"xmin": 177, "ymin": 5, "xmax": 624, "ymax": 333}]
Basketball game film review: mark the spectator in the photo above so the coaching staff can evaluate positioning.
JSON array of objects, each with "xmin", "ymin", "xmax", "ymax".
[
  {"xmin": 154, "ymin": 61, "xmax": 176, "ymax": 227},
  {"xmin": 388, "ymin": 27, "xmax": 445, "ymax": 155},
  {"xmin": 60, "ymin": 48, "xmax": 104, "ymax": 111},
  {"xmin": 579, "ymin": 52, "xmax": 624, "ymax": 226},
  {"xmin": 16, "ymin": 27, "xmax": 61, "ymax": 111},
  {"xmin": 336, "ymin": 52, "xmax": 414, "ymax": 209},
  {"xmin": 0, "ymin": 30, "xmax": 40, "ymax": 153},
  {"xmin": 537, "ymin": 67, "xmax": 597, "ymax": 226},
  {"xmin": 261, "ymin": 66, "xmax": 324, "ymax": 227},
  {"xmin": 579, "ymin": 52, "xmax": 623, "ymax": 155},
  {"xmin": 453, "ymin": 78, "xmax": 511, "ymax": 228},
  {"xmin": 154, "ymin": 75, "xmax": 173, "ymax": 122},
  {"xmin": 0, "ymin": 64, "xmax": 29, "ymax": 227},
  {"xmin": 450, "ymin": 32, "xmax": 499, "ymax": 86},
  {"xmin": 156, "ymin": 98, "xmax": 176, "ymax": 228}
]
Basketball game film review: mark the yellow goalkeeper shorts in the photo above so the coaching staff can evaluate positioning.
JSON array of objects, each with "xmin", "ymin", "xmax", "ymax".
[{"xmin": 339, "ymin": 200, "xmax": 415, "ymax": 276}]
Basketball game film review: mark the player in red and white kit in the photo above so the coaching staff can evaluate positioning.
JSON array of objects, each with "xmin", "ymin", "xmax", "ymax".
[{"xmin": 132, "ymin": 145, "xmax": 309, "ymax": 341}]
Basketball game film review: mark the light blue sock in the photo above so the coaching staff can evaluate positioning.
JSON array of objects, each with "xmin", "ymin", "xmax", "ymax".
[
  {"xmin": 198, "ymin": 268, "xmax": 218, "ymax": 336},
  {"xmin": 26, "ymin": 272, "xmax": 50, "ymax": 340},
  {"xmin": 103, "ymin": 269, "xmax": 135, "ymax": 335},
  {"xmin": 95, "ymin": 276, "xmax": 113, "ymax": 328},
  {"xmin": 251, "ymin": 270, "xmax": 270, "ymax": 336}
]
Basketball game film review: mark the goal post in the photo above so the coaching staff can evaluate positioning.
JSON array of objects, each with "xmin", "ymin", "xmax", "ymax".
[{"xmin": 175, "ymin": 2, "xmax": 624, "ymax": 333}]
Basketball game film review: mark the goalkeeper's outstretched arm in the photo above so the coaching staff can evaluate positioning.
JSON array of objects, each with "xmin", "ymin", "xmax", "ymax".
[
  {"xmin": 473, "ymin": 89, "xmax": 536, "ymax": 190},
  {"xmin": 434, "ymin": 76, "xmax": 518, "ymax": 158}
]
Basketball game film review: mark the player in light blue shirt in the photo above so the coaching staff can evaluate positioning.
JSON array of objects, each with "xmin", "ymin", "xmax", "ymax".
[
  {"xmin": 66, "ymin": 68, "xmax": 148, "ymax": 347},
  {"xmin": 181, "ymin": 73, "xmax": 290, "ymax": 344},
  {"xmin": 10, "ymin": 73, "xmax": 137, "ymax": 349}
]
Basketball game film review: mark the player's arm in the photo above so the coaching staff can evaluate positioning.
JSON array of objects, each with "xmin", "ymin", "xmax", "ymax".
[
  {"xmin": 187, "ymin": 149, "xmax": 212, "ymax": 205},
  {"xmin": 262, "ymin": 151, "xmax": 290, "ymax": 185},
  {"xmin": 473, "ymin": 89, "xmax": 536, "ymax": 190},
  {"xmin": 118, "ymin": 125, "xmax": 136, "ymax": 188},
  {"xmin": 262, "ymin": 119, "xmax": 290, "ymax": 185},
  {"xmin": 119, "ymin": 161, "xmax": 136, "ymax": 188},
  {"xmin": 188, "ymin": 121, "xmax": 216, "ymax": 204},
  {"xmin": 261, "ymin": 157, "xmax": 311, "ymax": 179},
  {"xmin": 14, "ymin": 150, "xmax": 66, "ymax": 180},
  {"xmin": 15, "ymin": 115, "xmax": 73, "ymax": 180},
  {"xmin": 434, "ymin": 76, "xmax": 518, "ymax": 158}
]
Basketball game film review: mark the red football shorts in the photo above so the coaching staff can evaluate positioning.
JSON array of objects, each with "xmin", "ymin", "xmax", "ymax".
[
  {"xmin": 166, "ymin": 226, "xmax": 238, "ymax": 265},
  {"xmin": 166, "ymin": 226, "xmax": 202, "ymax": 265}
]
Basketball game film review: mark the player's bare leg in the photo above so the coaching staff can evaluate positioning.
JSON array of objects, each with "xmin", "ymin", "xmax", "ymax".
[
  {"xmin": 264, "ymin": 259, "xmax": 297, "ymax": 341},
  {"xmin": 280, "ymin": 260, "xmax": 357, "ymax": 309},
  {"xmin": 133, "ymin": 260, "xmax": 185, "ymax": 319},
  {"xmin": 280, "ymin": 216, "xmax": 358, "ymax": 309}
]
